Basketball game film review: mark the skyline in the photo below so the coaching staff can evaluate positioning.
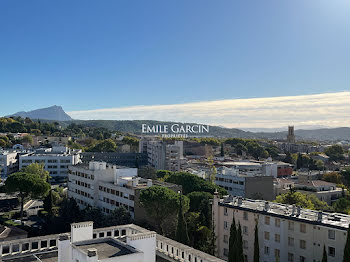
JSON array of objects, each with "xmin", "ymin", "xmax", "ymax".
[{"xmin": 1, "ymin": 0, "xmax": 350, "ymax": 117}]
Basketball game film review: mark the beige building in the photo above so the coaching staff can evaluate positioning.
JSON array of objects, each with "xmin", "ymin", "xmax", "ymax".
[{"xmin": 213, "ymin": 194, "xmax": 349, "ymax": 262}]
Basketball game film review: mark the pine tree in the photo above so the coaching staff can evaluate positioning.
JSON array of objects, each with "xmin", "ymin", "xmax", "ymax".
[
  {"xmin": 43, "ymin": 190, "xmax": 53, "ymax": 214},
  {"xmin": 343, "ymin": 224, "xmax": 350, "ymax": 262},
  {"xmin": 254, "ymin": 222, "xmax": 259, "ymax": 262},
  {"xmin": 322, "ymin": 245, "xmax": 328, "ymax": 262},
  {"xmin": 236, "ymin": 223, "xmax": 244, "ymax": 262},
  {"xmin": 175, "ymin": 194, "xmax": 189, "ymax": 245},
  {"xmin": 221, "ymin": 143, "xmax": 224, "ymax": 157},
  {"xmin": 228, "ymin": 215, "xmax": 237, "ymax": 262}
]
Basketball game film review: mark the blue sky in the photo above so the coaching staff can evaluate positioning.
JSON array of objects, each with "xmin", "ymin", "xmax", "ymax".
[{"xmin": 1, "ymin": 0, "xmax": 350, "ymax": 125}]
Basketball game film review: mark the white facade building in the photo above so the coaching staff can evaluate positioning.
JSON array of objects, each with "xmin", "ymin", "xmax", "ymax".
[
  {"xmin": 19, "ymin": 146, "xmax": 81, "ymax": 181},
  {"xmin": 213, "ymin": 194, "xmax": 350, "ymax": 262},
  {"xmin": 0, "ymin": 151, "xmax": 18, "ymax": 178},
  {"xmin": 68, "ymin": 161, "xmax": 149, "ymax": 218}
]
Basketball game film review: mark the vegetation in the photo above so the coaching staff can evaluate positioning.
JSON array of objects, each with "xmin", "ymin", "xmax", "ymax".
[
  {"xmin": 139, "ymin": 186, "xmax": 189, "ymax": 234},
  {"xmin": 5, "ymin": 172, "xmax": 50, "ymax": 219},
  {"xmin": 164, "ymin": 171, "xmax": 227, "ymax": 195},
  {"xmin": 275, "ymin": 191, "xmax": 330, "ymax": 211},
  {"xmin": 325, "ymin": 145, "xmax": 345, "ymax": 161},
  {"xmin": 175, "ymin": 194, "xmax": 189, "ymax": 245}
]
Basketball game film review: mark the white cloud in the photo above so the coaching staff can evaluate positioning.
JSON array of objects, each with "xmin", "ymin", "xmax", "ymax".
[{"xmin": 68, "ymin": 92, "xmax": 350, "ymax": 128}]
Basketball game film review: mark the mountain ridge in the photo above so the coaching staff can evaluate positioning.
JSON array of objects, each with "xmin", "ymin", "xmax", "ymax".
[{"xmin": 7, "ymin": 105, "xmax": 73, "ymax": 121}]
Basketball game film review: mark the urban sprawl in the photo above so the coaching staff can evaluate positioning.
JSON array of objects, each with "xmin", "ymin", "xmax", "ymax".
[{"xmin": 0, "ymin": 118, "xmax": 350, "ymax": 262}]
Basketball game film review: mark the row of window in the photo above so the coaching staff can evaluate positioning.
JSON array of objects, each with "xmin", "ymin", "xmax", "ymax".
[
  {"xmin": 75, "ymin": 189, "xmax": 92, "ymax": 199},
  {"xmin": 21, "ymin": 159, "xmax": 71, "ymax": 164},
  {"xmin": 216, "ymin": 177, "xmax": 244, "ymax": 185},
  {"xmin": 98, "ymin": 186, "xmax": 135, "ymax": 200},
  {"xmin": 75, "ymin": 180, "xmax": 91, "ymax": 189},
  {"xmin": 101, "ymin": 196, "xmax": 134, "ymax": 212},
  {"xmin": 70, "ymin": 171, "xmax": 95, "ymax": 180}
]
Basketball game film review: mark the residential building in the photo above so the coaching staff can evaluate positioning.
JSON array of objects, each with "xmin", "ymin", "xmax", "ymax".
[
  {"xmin": 139, "ymin": 138, "xmax": 183, "ymax": 172},
  {"xmin": 295, "ymin": 180, "xmax": 344, "ymax": 204},
  {"xmin": 19, "ymin": 146, "xmax": 81, "ymax": 182},
  {"xmin": 215, "ymin": 166, "xmax": 274, "ymax": 200},
  {"xmin": 0, "ymin": 151, "xmax": 18, "ymax": 178},
  {"xmin": 32, "ymin": 136, "xmax": 71, "ymax": 146},
  {"xmin": 0, "ymin": 222, "xmax": 224, "ymax": 262},
  {"xmin": 67, "ymin": 161, "xmax": 180, "ymax": 221},
  {"xmin": 213, "ymin": 194, "xmax": 350, "ymax": 262}
]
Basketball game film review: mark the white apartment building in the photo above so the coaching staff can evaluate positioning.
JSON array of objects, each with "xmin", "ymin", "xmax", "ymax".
[
  {"xmin": 0, "ymin": 151, "xmax": 18, "ymax": 178},
  {"xmin": 0, "ymin": 222, "xmax": 224, "ymax": 262},
  {"xmin": 19, "ymin": 146, "xmax": 81, "ymax": 181},
  {"xmin": 213, "ymin": 194, "xmax": 350, "ymax": 262},
  {"xmin": 215, "ymin": 166, "xmax": 274, "ymax": 200},
  {"xmin": 139, "ymin": 139, "xmax": 183, "ymax": 172},
  {"xmin": 68, "ymin": 161, "xmax": 149, "ymax": 218}
]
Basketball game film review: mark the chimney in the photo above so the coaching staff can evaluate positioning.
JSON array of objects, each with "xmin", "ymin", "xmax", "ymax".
[
  {"xmin": 58, "ymin": 234, "xmax": 71, "ymax": 262},
  {"xmin": 88, "ymin": 248, "xmax": 97, "ymax": 257},
  {"xmin": 292, "ymin": 205, "xmax": 296, "ymax": 215},
  {"xmin": 264, "ymin": 201, "xmax": 270, "ymax": 211},
  {"xmin": 297, "ymin": 206, "xmax": 301, "ymax": 216},
  {"xmin": 237, "ymin": 197, "xmax": 242, "ymax": 206}
]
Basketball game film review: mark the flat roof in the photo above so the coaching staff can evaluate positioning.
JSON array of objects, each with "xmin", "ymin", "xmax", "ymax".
[
  {"xmin": 2, "ymin": 250, "xmax": 58, "ymax": 262},
  {"xmin": 74, "ymin": 238, "xmax": 137, "ymax": 259},
  {"xmin": 219, "ymin": 196, "xmax": 350, "ymax": 230}
]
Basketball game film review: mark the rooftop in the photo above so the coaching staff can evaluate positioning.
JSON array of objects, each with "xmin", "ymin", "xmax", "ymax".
[
  {"xmin": 219, "ymin": 196, "xmax": 350, "ymax": 230},
  {"xmin": 74, "ymin": 238, "xmax": 137, "ymax": 259}
]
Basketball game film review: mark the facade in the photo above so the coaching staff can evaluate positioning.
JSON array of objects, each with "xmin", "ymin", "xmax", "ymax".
[
  {"xmin": 19, "ymin": 146, "xmax": 81, "ymax": 181},
  {"xmin": 67, "ymin": 161, "xmax": 180, "ymax": 220},
  {"xmin": 140, "ymin": 139, "xmax": 183, "ymax": 172},
  {"xmin": 215, "ymin": 166, "xmax": 274, "ymax": 200},
  {"xmin": 0, "ymin": 151, "xmax": 18, "ymax": 178},
  {"xmin": 0, "ymin": 222, "xmax": 224, "ymax": 262},
  {"xmin": 32, "ymin": 136, "xmax": 72, "ymax": 146},
  {"xmin": 213, "ymin": 194, "xmax": 350, "ymax": 262},
  {"xmin": 81, "ymin": 152, "xmax": 148, "ymax": 168}
]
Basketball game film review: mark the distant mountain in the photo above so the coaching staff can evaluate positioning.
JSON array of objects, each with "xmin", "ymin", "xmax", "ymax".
[
  {"xmin": 7, "ymin": 105, "xmax": 73, "ymax": 121},
  {"xmin": 57, "ymin": 120, "xmax": 350, "ymax": 141}
]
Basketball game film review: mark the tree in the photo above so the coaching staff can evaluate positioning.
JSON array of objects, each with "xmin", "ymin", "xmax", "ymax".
[
  {"xmin": 323, "ymin": 172, "xmax": 343, "ymax": 184},
  {"xmin": 165, "ymin": 171, "xmax": 227, "ymax": 195},
  {"xmin": 59, "ymin": 198, "xmax": 82, "ymax": 228},
  {"xmin": 175, "ymin": 193, "xmax": 189, "ymax": 245},
  {"xmin": 21, "ymin": 135, "xmax": 33, "ymax": 145},
  {"xmin": 322, "ymin": 245, "xmax": 327, "ymax": 262},
  {"xmin": 22, "ymin": 163, "xmax": 50, "ymax": 181},
  {"xmin": 297, "ymin": 153, "xmax": 303, "ymax": 169},
  {"xmin": 220, "ymin": 143, "xmax": 224, "ymax": 157},
  {"xmin": 105, "ymin": 207, "xmax": 132, "ymax": 226},
  {"xmin": 187, "ymin": 191, "xmax": 213, "ymax": 212},
  {"xmin": 343, "ymin": 224, "xmax": 350, "ymax": 262},
  {"xmin": 235, "ymin": 143, "xmax": 247, "ymax": 156},
  {"xmin": 236, "ymin": 223, "xmax": 244, "ymax": 262},
  {"xmin": 325, "ymin": 145, "xmax": 345, "ymax": 161},
  {"xmin": 283, "ymin": 152, "xmax": 294, "ymax": 164},
  {"xmin": 5, "ymin": 172, "xmax": 50, "ymax": 219},
  {"xmin": 43, "ymin": 190, "xmax": 53, "ymax": 214},
  {"xmin": 228, "ymin": 215, "xmax": 237, "ymax": 262},
  {"xmin": 275, "ymin": 191, "xmax": 330, "ymax": 211},
  {"xmin": 254, "ymin": 222, "xmax": 259, "ymax": 262},
  {"xmin": 140, "ymin": 186, "xmax": 189, "ymax": 234},
  {"xmin": 87, "ymin": 139, "xmax": 117, "ymax": 152}
]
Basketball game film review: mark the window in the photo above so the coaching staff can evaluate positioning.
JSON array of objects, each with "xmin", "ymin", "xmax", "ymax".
[
  {"xmin": 288, "ymin": 221, "xmax": 294, "ymax": 231},
  {"xmin": 328, "ymin": 247, "xmax": 335, "ymax": 257},
  {"xmin": 275, "ymin": 249, "xmax": 280, "ymax": 258},
  {"xmin": 300, "ymin": 224, "xmax": 306, "ymax": 233},
  {"xmin": 288, "ymin": 253, "xmax": 294, "ymax": 262},
  {"xmin": 224, "ymin": 221, "xmax": 228, "ymax": 230},
  {"xmin": 264, "ymin": 246, "xmax": 269, "ymax": 255},
  {"xmin": 275, "ymin": 234, "xmax": 280, "ymax": 243},
  {"xmin": 328, "ymin": 229, "xmax": 335, "ymax": 240},
  {"xmin": 264, "ymin": 231, "xmax": 270, "ymax": 240},
  {"xmin": 265, "ymin": 216, "xmax": 270, "ymax": 225},
  {"xmin": 223, "ymin": 248, "xmax": 229, "ymax": 257},
  {"xmin": 243, "ymin": 226, "xmax": 248, "ymax": 235},
  {"xmin": 300, "ymin": 240, "xmax": 306, "ymax": 249},
  {"xmin": 288, "ymin": 237, "xmax": 294, "ymax": 247},
  {"xmin": 275, "ymin": 218, "xmax": 280, "ymax": 227},
  {"xmin": 224, "ymin": 208, "xmax": 228, "ymax": 216},
  {"xmin": 300, "ymin": 256, "xmax": 306, "ymax": 262},
  {"xmin": 243, "ymin": 211, "xmax": 248, "ymax": 220},
  {"xmin": 243, "ymin": 240, "xmax": 248, "ymax": 249},
  {"xmin": 224, "ymin": 235, "xmax": 228, "ymax": 243}
]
